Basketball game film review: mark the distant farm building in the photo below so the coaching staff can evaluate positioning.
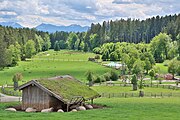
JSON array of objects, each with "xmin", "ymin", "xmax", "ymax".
[
  {"xmin": 18, "ymin": 75, "xmax": 100, "ymax": 111},
  {"xmin": 164, "ymin": 74, "xmax": 173, "ymax": 80},
  {"xmin": 104, "ymin": 62, "xmax": 124, "ymax": 69}
]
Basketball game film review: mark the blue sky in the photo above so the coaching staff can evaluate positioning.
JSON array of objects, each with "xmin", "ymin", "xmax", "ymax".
[{"xmin": 0, "ymin": 0, "xmax": 179, "ymax": 28}]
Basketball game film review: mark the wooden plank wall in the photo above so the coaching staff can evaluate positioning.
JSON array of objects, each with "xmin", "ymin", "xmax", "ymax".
[{"xmin": 22, "ymin": 85, "xmax": 50, "ymax": 111}]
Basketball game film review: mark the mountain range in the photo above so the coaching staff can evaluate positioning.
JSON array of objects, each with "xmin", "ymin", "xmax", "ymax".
[
  {"xmin": 0, "ymin": 22, "xmax": 89, "ymax": 32},
  {"xmin": 36, "ymin": 23, "xmax": 89, "ymax": 33},
  {"xmin": 0, "ymin": 22, "xmax": 23, "ymax": 28}
]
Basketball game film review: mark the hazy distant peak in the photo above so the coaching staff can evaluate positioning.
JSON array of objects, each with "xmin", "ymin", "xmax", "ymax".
[
  {"xmin": 35, "ymin": 23, "xmax": 89, "ymax": 33},
  {"xmin": 0, "ymin": 22, "xmax": 23, "ymax": 28}
]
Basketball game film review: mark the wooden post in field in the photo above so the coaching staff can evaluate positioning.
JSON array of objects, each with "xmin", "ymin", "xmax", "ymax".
[{"xmin": 67, "ymin": 104, "xmax": 69, "ymax": 112}]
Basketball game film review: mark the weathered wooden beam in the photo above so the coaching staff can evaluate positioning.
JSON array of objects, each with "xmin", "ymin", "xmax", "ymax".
[{"xmin": 67, "ymin": 104, "xmax": 69, "ymax": 112}]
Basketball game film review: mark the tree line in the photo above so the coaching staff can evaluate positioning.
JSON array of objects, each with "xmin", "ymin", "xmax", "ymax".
[
  {"xmin": 50, "ymin": 14, "xmax": 179, "ymax": 52},
  {"xmin": 0, "ymin": 26, "xmax": 51, "ymax": 69},
  {"xmin": 0, "ymin": 14, "xmax": 179, "ymax": 69}
]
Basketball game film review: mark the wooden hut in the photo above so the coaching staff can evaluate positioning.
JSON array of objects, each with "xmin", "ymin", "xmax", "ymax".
[{"xmin": 18, "ymin": 75, "xmax": 100, "ymax": 111}]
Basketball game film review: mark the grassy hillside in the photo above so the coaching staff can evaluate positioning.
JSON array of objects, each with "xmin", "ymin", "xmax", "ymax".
[{"xmin": 0, "ymin": 50, "xmax": 111, "ymax": 86}]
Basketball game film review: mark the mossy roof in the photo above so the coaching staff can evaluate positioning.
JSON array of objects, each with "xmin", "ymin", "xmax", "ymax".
[{"xmin": 35, "ymin": 76, "xmax": 99, "ymax": 102}]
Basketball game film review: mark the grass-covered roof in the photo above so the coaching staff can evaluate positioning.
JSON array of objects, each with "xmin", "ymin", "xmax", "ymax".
[{"xmin": 36, "ymin": 75, "xmax": 99, "ymax": 102}]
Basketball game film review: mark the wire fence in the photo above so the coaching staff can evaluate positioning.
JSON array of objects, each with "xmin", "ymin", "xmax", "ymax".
[
  {"xmin": 32, "ymin": 58, "xmax": 88, "ymax": 62},
  {"xmin": 94, "ymin": 83, "xmax": 180, "ymax": 90},
  {"xmin": 100, "ymin": 92, "xmax": 180, "ymax": 98}
]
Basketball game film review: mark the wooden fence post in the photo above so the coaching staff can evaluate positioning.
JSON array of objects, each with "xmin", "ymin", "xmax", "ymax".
[{"xmin": 102, "ymin": 93, "xmax": 104, "ymax": 97}]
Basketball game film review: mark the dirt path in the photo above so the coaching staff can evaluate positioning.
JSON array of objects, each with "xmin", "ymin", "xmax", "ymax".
[{"xmin": 0, "ymin": 92, "xmax": 22, "ymax": 102}]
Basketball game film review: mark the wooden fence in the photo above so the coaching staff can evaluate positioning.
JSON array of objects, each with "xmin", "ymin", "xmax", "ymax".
[
  {"xmin": 100, "ymin": 92, "xmax": 180, "ymax": 98},
  {"xmin": 32, "ymin": 58, "xmax": 87, "ymax": 62},
  {"xmin": 94, "ymin": 83, "xmax": 180, "ymax": 90}
]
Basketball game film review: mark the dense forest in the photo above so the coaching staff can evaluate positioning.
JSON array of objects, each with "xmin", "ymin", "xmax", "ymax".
[
  {"xmin": 87, "ymin": 14, "xmax": 179, "ymax": 44},
  {"xmin": 0, "ymin": 26, "xmax": 51, "ymax": 69},
  {"xmin": 50, "ymin": 14, "xmax": 179, "ymax": 51},
  {"xmin": 0, "ymin": 14, "xmax": 179, "ymax": 69}
]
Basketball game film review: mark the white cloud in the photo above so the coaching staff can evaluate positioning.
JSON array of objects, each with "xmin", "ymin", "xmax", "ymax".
[
  {"xmin": 0, "ymin": 0, "xmax": 179, "ymax": 28},
  {"xmin": 0, "ymin": 11, "xmax": 17, "ymax": 16}
]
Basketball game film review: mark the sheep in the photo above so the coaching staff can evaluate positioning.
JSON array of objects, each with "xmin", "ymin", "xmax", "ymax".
[
  {"xmin": 25, "ymin": 108, "xmax": 37, "ymax": 112},
  {"xmin": 57, "ymin": 109, "xmax": 64, "ymax": 112},
  {"xmin": 84, "ymin": 104, "xmax": 93, "ymax": 109},
  {"xmin": 71, "ymin": 109, "xmax": 77, "ymax": 112},
  {"xmin": 76, "ymin": 106, "xmax": 86, "ymax": 111},
  {"xmin": 41, "ymin": 107, "xmax": 54, "ymax": 113},
  {"xmin": 5, "ymin": 108, "xmax": 16, "ymax": 112}
]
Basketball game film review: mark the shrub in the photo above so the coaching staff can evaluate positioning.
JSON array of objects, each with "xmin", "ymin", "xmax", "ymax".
[
  {"xmin": 177, "ymin": 65, "xmax": 180, "ymax": 75},
  {"xmin": 94, "ymin": 76, "xmax": 101, "ymax": 83},
  {"xmin": 177, "ymin": 56, "xmax": 180, "ymax": 60},
  {"xmin": 110, "ymin": 70, "xmax": 119, "ymax": 81},
  {"xmin": 93, "ymin": 47, "xmax": 101, "ymax": 54},
  {"xmin": 94, "ymin": 55, "xmax": 100, "ymax": 59},
  {"xmin": 103, "ymin": 72, "xmax": 111, "ymax": 81}
]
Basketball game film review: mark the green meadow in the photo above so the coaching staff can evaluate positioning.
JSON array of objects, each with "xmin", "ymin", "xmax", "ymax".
[
  {"xmin": 0, "ymin": 50, "xmax": 179, "ymax": 120},
  {"xmin": 0, "ymin": 50, "xmax": 111, "ymax": 86},
  {"xmin": 92, "ymin": 85, "xmax": 180, "ymax": 94}
]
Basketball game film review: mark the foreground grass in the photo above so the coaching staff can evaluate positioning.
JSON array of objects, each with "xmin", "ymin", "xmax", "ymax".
[{"xmin": 1, "ymin": 98, "xmax": 180, "ymax": 120}]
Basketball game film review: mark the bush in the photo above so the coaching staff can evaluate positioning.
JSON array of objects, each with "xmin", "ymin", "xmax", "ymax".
[
  {"xmin": 93, "ymin": 47, "xmax": 101, "ymax": 54},
  {"xmin": 94, "ymin": 76, "xmax": 101, "ymax": 83},
  {"xmin": 177, "ymin": 65, "xmax": 180, "ymax": 75},
  {"xmin": 94, "ymin": 75, "xmax": 106, "ymax": 83},
  {"xmin": 103, "ymin": 72, "xmax": 111, "ymax": 81},
  {"xmin": 177, "ymin": 56, "xmax": 180, "ymax": 61},
  {"xmin": 110, "ymin": 70, "xmax": 119, "ymax": 81},
  {"xmin": 95, "ymin": 55, "xmax": 100, "ymax": 59}
]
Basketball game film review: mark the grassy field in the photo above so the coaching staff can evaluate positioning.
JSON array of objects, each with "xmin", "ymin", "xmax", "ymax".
[
  {"xmin": 0, "ymin": 50, "xmax": 179, "ymax": 120},
  {"xmin": 155, "ymin": 63, "xmax": 168, "ymax": 74},
  {"xmin": 92, "ymin": 86, "xmax": 180, "ymax": 94},
  {"xmin": 33, "ymin": 50, "xmax": 97, "ymax": 61},
  {"xmin": 0, "ymin": 50, "xmax": 111, "ymax": 85},
  {"xmin": 1, "ymin": 98, "xmax": 180, "ymax": 120}
]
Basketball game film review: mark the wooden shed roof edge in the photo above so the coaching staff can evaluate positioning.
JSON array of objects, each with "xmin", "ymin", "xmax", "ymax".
[{"xmin": 17, "ymin": 80, "xmax": 67, "ymax": 104}]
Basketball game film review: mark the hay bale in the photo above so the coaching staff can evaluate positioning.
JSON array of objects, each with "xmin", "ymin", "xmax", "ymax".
[
  {"xmin": 5, "ymin": 108, "xmax": 16, "ymax": 112},
  {"xmin": 25, "ymin": 108, "xmax": 37, "ymax": 112},
  {"xmin": 71, "ymin": 109, "xmax": 77, "ymax": 112},
  {"xmin": 76, "ymin": 106, "xmax": 86, "ymax": 111},
  {"xmin": 41, "ymin": 107, "xmax": 53, "ymax": 113},
  {"xmin": 57, "ymin": 109, "xmax": 64, "ymax": 112},
  {"xmin": 84, "ymin": 104, "xmax": 93, "ymax": 109}
]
